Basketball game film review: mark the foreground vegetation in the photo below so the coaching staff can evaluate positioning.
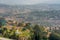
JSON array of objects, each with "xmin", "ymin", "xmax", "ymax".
[{"xmin": 0, "ymin": 18, "xmax": 60, "ymax": 40}]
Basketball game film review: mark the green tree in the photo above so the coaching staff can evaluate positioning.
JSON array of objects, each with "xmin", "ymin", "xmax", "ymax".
[
  {"xmin": 0, "ymin": 18, "xmax": 6, "ymax": 27},
  {"xmin": 49, "ymin": 33, "xmax": 60, "ymax": 40},
  {"xmin": 33, "ymin": 25, "xmax": 48, "ymax": 40}
]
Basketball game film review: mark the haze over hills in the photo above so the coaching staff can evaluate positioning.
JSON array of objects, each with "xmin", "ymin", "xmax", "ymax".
[{"xmin": 0, "ymin": 4, "xmax": 60, "ymax": 27}]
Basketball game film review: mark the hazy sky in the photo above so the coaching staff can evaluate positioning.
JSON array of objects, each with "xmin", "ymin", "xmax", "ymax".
[{"xmin": 0, "ymin": 0, "xmax": 60, "ymax": 5}]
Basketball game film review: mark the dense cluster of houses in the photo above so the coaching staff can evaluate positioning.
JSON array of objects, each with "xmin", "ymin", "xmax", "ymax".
[{"xmin": 0, "ymin": 17, "xmax": 60, "ymax": 31}]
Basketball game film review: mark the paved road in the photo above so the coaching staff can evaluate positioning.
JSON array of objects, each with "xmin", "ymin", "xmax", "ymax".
[{"xmin": 0, "ymin": 37, "xmax": 13, "ymax": 40}]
